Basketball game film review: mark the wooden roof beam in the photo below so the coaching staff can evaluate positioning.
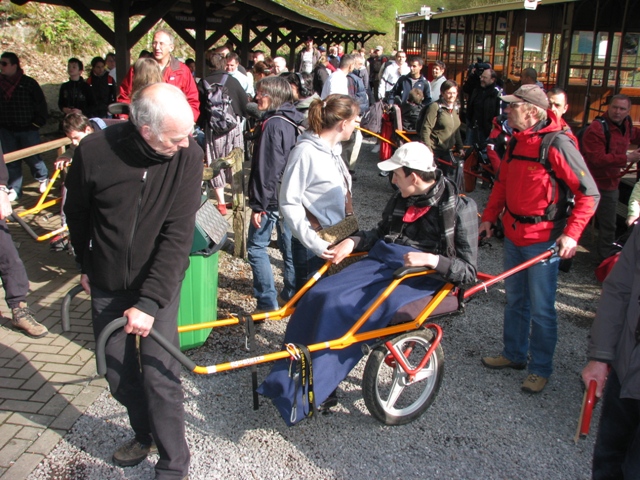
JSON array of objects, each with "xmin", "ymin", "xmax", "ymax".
[
  {"xmin": 64, "ymin": 0, "xmax": 114, "ymax": 44},
  {"xmin": 128, "ymin": 0, "xmax": 179, "ymax": 46}
]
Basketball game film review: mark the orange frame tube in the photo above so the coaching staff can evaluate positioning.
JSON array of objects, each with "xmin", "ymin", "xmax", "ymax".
[
  {"xmin": 17, "ymin": 168, "xmax": 62, "ymax": 218},
  {"xmin": 186, "ymin": 262, "xmax": 452, "ymax": 375}
]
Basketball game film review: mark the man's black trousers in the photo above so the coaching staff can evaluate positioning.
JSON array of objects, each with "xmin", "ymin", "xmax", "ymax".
[{"xmin": 92, "ymin": 285, "xmax": 189, "ymax": 479}]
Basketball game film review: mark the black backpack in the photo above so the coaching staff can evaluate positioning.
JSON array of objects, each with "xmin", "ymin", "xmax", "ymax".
[{"xmin": 203, "ymin": 74, "xmax": 238, "ymax": 136}]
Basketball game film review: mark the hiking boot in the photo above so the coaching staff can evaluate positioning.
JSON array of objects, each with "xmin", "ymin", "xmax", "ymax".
[
  {"xmin": 112, "ymin": 438, "xmax": 157, "ymax": 467},
  {"xmin": 521, "ymin": 374, "xmax": 548, "ymax": 394},
  {"xmin": 481, "ymin": 354, "xmax": 526, "ymax": 370},
  {"xmin": 11, "ymin": 303, "xmax": 48, "ymax": 338}
]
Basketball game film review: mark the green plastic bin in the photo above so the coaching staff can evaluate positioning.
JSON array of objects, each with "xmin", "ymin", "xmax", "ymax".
[{"xmin": 177, "ymin": 252, "xmax": 219, "ymax": 351}]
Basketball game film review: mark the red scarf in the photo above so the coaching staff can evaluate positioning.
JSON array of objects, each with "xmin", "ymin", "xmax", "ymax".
[
  {"xmin": 0, "ymin": 67, "xmax": 24, "ymax": 101},
  {"xmin": 403, "ymin": 205, "xmax": 431, "ymax": 223}
]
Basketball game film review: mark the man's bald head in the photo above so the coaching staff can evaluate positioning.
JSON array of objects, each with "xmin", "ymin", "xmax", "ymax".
[{"xmin": 131, "ymin": 83, "xmax": 194, "ymax": 156}]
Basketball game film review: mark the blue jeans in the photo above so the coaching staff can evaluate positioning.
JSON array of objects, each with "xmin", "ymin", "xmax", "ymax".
[
  {"xmin": 502, "ymin": 238, "xmax": 559, "ymax": 378},
  {"xmin": 247, "ymin": 208, "xmax": 295, "ymax": 310},
  {"xmin": 0, "ymin": 128, "xmax": 49, "ymax": 196},
  {"xmin": 291, "ymin": 236, "xmax": 326, "ymax": 292},
  {"xmin": 593, "ymin": 369, "xmax": 640, "ymax": 479}
]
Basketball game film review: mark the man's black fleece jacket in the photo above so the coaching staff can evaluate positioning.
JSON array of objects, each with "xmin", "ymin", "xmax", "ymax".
[{"xmin": 64, "ymin": 121, "xmax": 203, "ymax": 317}]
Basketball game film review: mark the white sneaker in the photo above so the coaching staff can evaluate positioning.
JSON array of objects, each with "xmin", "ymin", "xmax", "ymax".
[
  {"xmin": 7, "ymin": 189, "xmax": 17, "ymax": 202},
  {"xmin": 39, "ymin": 179, "xmax": 49, "ymax": 194},
  {"xmin": 371, "ymin": 144, "xmax": 380, "ymax": 153}
]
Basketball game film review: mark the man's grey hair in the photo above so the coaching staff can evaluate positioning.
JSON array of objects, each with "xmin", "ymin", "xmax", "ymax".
[
  {"xmin": 153, "ymin": 28, "xmax": 175, "ymax": 46},
  {"xmin": 130, "ymin": 83, "xmax": 190, "ymax": 137},
  {"xmin": 525, "ymin": 103, "xmax": 547, "ymax": 122}
]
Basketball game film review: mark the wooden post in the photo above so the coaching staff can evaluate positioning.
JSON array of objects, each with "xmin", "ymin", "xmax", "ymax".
[{"xmin": 229, "ymin": 147, "xmax": 248, "ymax": 258}]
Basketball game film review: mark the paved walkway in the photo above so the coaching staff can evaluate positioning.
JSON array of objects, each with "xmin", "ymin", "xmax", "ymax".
[{"xmin": 0, "ymin": 174, "xmax": 106, "ymax": 479}]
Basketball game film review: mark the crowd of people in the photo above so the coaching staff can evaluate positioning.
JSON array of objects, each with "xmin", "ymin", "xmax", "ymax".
[{"xmin": 1, "ymin": 30, "xmax": 640, "ymax": 479}]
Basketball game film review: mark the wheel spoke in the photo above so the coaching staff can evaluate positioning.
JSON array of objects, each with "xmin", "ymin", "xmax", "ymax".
[
  {"xmin": 413, "ymin": 357, "xmax": 435, "ymax": 382},
  {"xmin": 383, "ymin": 367, "xmax": 406, "ymax": 409}
]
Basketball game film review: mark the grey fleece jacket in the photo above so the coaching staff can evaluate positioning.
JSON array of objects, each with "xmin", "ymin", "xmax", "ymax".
[{"xmin": 280, "ymin": 132, "xmax": 352, "ymax": 256}]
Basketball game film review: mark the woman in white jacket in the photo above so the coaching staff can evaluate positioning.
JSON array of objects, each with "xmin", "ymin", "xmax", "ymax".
[{"xmin": 280, "ymin": 94, "xmax": 359, "ymax": 289}]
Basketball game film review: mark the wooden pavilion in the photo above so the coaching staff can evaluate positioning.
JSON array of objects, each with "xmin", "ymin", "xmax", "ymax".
[{"xmin": 10, "ymin": 0, "xmax": 382, "ymax": 79}]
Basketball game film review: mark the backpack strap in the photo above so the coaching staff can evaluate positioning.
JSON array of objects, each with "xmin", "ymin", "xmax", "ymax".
[
  {"xmin": 594, "ymin": 116, "xmax": 610, "ymax": 154},
  {"xmin": 261, "ymin": 115, "xmax": 303, "ymax": 135},
  {"xmin": 506, "ymin": 130, "xmax": 573, "ymax": 225}
]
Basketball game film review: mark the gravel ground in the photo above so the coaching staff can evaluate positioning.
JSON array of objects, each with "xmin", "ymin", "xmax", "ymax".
[{"xmin": 33, "ymin": 137, "xmax": 604, "ymax": 479}]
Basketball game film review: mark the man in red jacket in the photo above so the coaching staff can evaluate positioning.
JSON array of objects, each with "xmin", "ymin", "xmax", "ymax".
[
  {"xmin": 581, "ymin": 94, "xmax": 640, "ymax": 258},
  {"xmin": 118, "ymin": 29, "xmax": 200, "ymax": 122},
  {"xmin": 479, "ymin": 85, "xmax": 599, "ymax": 394}
]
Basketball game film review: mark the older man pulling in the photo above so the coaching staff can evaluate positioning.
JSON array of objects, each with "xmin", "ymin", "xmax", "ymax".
[{"xmin": 64, "ymin": 83, "xmax": 203, "ymax": 479}]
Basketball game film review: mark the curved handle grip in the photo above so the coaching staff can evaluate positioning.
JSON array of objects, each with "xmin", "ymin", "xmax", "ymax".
[
  {"xmin": 61, "ymin": 284, "xmax": 85, "ymax": 332},
  {"xmin": 95, "ymin": 317, "xmax": 198, "ymax": 376},
  {"xmin": 393, "ymin": 266, "xmax": 429, "ymax": 278}
]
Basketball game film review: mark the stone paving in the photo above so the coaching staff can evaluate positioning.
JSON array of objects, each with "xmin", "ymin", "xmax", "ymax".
[{"xmin": 0, "ymin": 173, "xmax": 106, "ymax": 479}]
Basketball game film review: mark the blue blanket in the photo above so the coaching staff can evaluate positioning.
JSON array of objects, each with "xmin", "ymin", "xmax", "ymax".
[{"xmin": 257, "ymin": 241, "xmax": 444, "ymax": 425}]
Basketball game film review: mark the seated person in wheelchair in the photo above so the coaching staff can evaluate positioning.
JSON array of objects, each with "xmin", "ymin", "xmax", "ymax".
[{"xmin": 258, "ymin": 142, "xmax": 478, "ymax": 425}]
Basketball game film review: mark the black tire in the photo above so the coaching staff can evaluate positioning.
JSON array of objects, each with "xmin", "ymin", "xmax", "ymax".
[{"xmin": 362, "ymin": 329, "xmax": 444, "ymax": 425}]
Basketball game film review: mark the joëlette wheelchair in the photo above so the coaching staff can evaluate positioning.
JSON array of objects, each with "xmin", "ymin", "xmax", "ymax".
[{"xmin": 69, "ymin": 247, "xmax": 556, "ymax": 426}]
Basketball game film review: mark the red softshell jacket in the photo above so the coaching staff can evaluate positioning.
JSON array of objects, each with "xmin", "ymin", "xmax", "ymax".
[
  {"xmin": 118, "ymin": 57, "xmax": 200, "ymax": 122},
  {"xmin": 581, "ymin": 112, "xmax": 640, "ymax": 191},
  {"xmin": 482, "ymin": 113, "xmax": 600, "ymax": 246}
]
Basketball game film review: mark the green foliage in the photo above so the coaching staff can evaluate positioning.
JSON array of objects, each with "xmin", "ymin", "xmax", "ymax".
[
  {"xmin": 0, "ymin": 2, "xmax": 39, "ymax": 20},
  {"xmin": 33, "ymin": 6, "xmax": 112, "ymax": 55}
]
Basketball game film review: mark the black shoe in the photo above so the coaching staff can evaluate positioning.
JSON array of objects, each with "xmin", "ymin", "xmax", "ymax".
[
  {"xmin": 112, "ymin": 438, "xmax": 156, "ymax": 467},
  {"xmin": 318, "ymin": 389, "xmax": 338, "ymax": 414}
]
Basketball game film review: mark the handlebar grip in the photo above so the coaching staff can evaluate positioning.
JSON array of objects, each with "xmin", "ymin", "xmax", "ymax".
[
  {"xmin": 393, "ymin": 266, "xmax": 429, "ymax": 278},
  {"xmin": 61, "ymin": 284, "xmax": 85, "ymax": 332},
  {"xmin": 95, "ymin": 317, "xmax": 197, "ymax": 376},
  {"xmin": 96, "ymin": 317, "xmax": 127, "ymax": 376}
]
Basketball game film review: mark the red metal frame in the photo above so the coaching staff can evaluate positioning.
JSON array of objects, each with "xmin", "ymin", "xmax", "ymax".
[
  {"xmin": 384, "ymin": 323, "xmax": 443, "ymax": 379},
  {"xmin": 464, "ymin": 249, "xmax": 555, "ymax": 299}
]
